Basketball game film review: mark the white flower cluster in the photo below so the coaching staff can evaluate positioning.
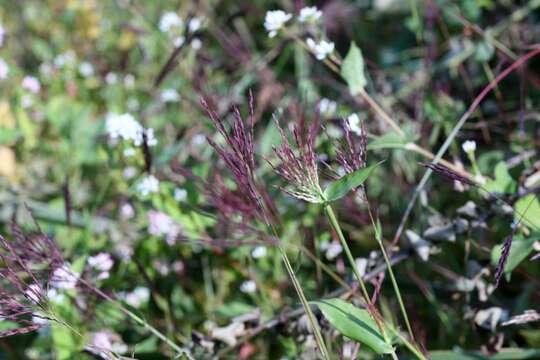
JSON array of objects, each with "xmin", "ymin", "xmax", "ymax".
[
  {"xmin": 159, "ymin": 12, "xmax": 204, "ymax": 50},
  {"xmin": 347, "ymin": 114, "xmax": 363, "ymax": 136},
  {"xmin": 92, "ymin": 330, "xmax": 128, "ymax": 354},
  {"xmin": 120, "ymin": 287, "xmax": 150, "ymax": 308},
  {"xmin": 105, "ymin": 113, "xmax": 158, "ymax": 147},
  {"xmin": 159, "ymin": 12, "xmax": 183, "ymax": 32},
  {"xmin": 240, "ymin": 280, "xmax": 257, "ymax": 294},
  {"xmin": 160, "ymin": 88, "xmax": 181, "ymax": 103},
  {"xmin": 148, "ymin": 210, "xmax": 181, "ymax": 245},
  {"xmin": 137, "ymin": 175, "xmax": 160, "ymax": 196},
  {"xmin": 461, "ymin": 140, "xmax": 476, "ymax": 153},
  {"xmin": 264, "ymin": 7, "xmax": 334, "ymax": 61},
  {"xmin": 318, "ymin": 98, "xmax": 337, "ymax": 116},
  {"xmin": 306, "ymin": 38, "xmax": 334, "ymax": 60},
  {"xmin": 88, "ymin": 253, "xmax": 114, "ymax": 280},
  {"xmin": 21, "ymin": 76, "xmax": 41, "ymax": 94},
  {"xmin": 320, "ymin": 240, "xmax": 343, "ymax": 260}
]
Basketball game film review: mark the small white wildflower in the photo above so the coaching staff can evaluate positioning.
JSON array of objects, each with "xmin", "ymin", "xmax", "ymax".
[
  {"xmin": 0, "ymin": 24, "xmax": 5, "ymax": 47},
  {"xmin": 123, "ymin": 287, "xmax": 150, "ymax": 307},
  {"xmin": 325, "ymin": 242, "xmax": 343, "ymax": 260},
  {"xmin": 122, "ymin": 166, "xmax": 137, "ymax": 179},
  {"xmin": 264, "ymin": 10, "xmax": 292, "ymax": 38},
  {"xmin": 318, "ymin": 98, "xmax": 336, "ymax": 116},
  {"xmin": 22, "ymin": 76, "xmax": 41, "ymax": 94},
  {"xmin": 145, "ymin": 128, "xmax": 158, "ymax": 146},
  {"xmin": 251, "ymin": 246, "xmax": 267, "ymax": 259},
  {"xmin": 39, "ymin": 63, "xmax": 54, "ymax": 77},
  {"xmin": 306, "ymin": 38, "xmax": 334, "ymax": 60},
  {"xmin": 137, "ymin": 175, "xmax": 160, "ymax": 196},
  {"xmin": 124, "ymin": 74, "xmax": 135, "ymax": 88},
  {"xmin": 159, "ymin": 12, "xmax": 183, "ymax": 33},
  {"xmin": 21, "ymin": 95, "xmax": 33, "ymax": 108},
  {"xmin": 154, "ymin": 260, "xmax": 170, "ymax": 276},
  {"xmin": 188, "ymin": 17, "xmax": 202, "ymax": 33},
  {"xmin": 174, "ymin": 188, "xmax": 187, "ymax": 201},
  {"xmin": 47, "ymin": 288, "xmax": 65, "ymax": 304},
  {"xmin": 160, "ymin": 88, "xmax": 181, "ymax": 103},
  {"xmin": 51, "ymin": 264, "xmax": 79, "ymax": 290},
  {"xmin": 123, "ymin": 147, "xmax": 136, "ymax": 157},
  {"xmin": 0, "ymin": 58, "xmax": 8, "ymax": 79},
  {"xmin": 298, "ymin": 6, "xmax": 322, "ymax": 23},
  {"xmin": 173, "ymin": 260, "xmax": 185, "ymax": 273},
  {"xmin": 191, "ymin": 38, "xmax": 202, "ymax": 50},
  {"xmin": 120, "ymin": 203, "xmax": 135, "ymax": 219},
  {"xmin": 355, "ymin": 258, "xmax": 368, "ymax": 277},
  {"xmin": 54, "ymin": 51, "xmax": 76, "ymax": 68},
  {"xmin": 347, "ymin": 113, "xmax": 363, "ymax": 136},
  {"xmin": 78, "ymin": 62, "xmax": 94, "ymax": 77},
  {"xmin": 240, "ymin": 280, "xmax": 257, "ymax": 294},
  {"xmin": 148, "ymin": 210, "xmax": 181, "ymax": 245},
  {"xmin": 25, "ymin": 284, "xmax": 42, "ymax": 304},
  {"xmin": 105, "ymin": 113, "xmax": 143, "ymax": 143},
  {"xmin": 88, "ymin": 253, "xmax": 114, "ymax": 273},
  {"xmin": 105, "ymin": 72, "xmax": 118, "ymax": 84},
  {"xmin": 192, "ymin": 133, "xmax": 206, "ymax": 146},
  {"xmin": 174, "ymin": 36, "xmax": 186, "ymax": 47},
  {"xmin": 92, "ymin": 331, "xmax": 128, "ymax": 354},
  {"xmin": 462, "ymin": 140, "xmax": 477, "ymax": 153}
]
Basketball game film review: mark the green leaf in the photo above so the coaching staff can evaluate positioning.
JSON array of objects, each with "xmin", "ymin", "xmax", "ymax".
[
  {"xmin": 484, "ymin": 162, "xmax": 517, "ymax": 194},
  {"xmin": 491, "ymin": 232, "xmax": 539, "ymax": 275},
  {"xmin": 312, "ymin": 298, "xmax": 393, "ymax": 354},
  {"xmin": 514, "ymin": 194, "xmax": 540, "ymax": 230},
  {"xmin": 341, "ymin": 42, "xmax": 367, "ymax": 96},
  {"xmin": 324, "ymin": 161, "xmax": 383, "ymax": 202},
  {"xmin": 368, "ymin": 131, "xmax": 417, "ymax": 150}
]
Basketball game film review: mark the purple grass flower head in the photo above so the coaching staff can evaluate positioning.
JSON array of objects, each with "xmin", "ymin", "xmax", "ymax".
[
  {"xmin": 270, "ymin": 116, "xmax": 325, "ymax": 203},
  {"xmin": 202, "ymin": 93, "xmax": 275, "ymax": 224},
  {"xmin": 0, "ymin": 224, "xmax": 65, "ymax": 337},
  {"xmin": 336, "ymin": 117, "xmax": 367, "ymax": 174},
  {"xmin": 494, "ymin": 231, "xmax": 515, "ymax": 288},
  {"xmin": 419, "ymin": 162, "xmax": 476, "ymax": 187}
]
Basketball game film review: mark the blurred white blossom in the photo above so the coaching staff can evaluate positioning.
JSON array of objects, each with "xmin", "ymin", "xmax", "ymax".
[
  {"xmin": 159, "ymin": 12, "xmax": 183, "ymax": 33},
  {"xmin": 174, "ymin": 188, "xmax": 187, "ymax": 201},
  {"xmin": 137, "ymin": 175, "xmax": 160, "ymax": 196},
  {"xmin": 191, "ymin": 38, "xmax": 202, "ymax": 50},
  {"xmin": 0, "ymin": 58, "xmax": 8, "ymax": 79},
  {"xmin": 306, "ymin": 38, "xmax": 334, "ymax": 60},
  {"xmin": 92, "ymin": 330, "xmax": 128, "ymax": 354},
  {"xmin": 124, "ymin": 74, "xmax": 135, "ymax": 88},
  {"xmin": 0, "ymin": 24, "xmax": 5, "ymax": 47},
  {"xmin": 54, "ymin": 51, "xmax": 76, "ymax": 68},
  {"xmin": 22, "ymin": 76, "xmax": 41, "ymax": 93},
  {"xmin": 318, "ymin": 98, "xmax": 336, "ymax": 116},
  {"xmin": 320, "ymin": 240, "xmax": 343, "ymax": 260},
  {"xmin": 298, "ymin": 6, "xmax": 322, "ymax": 23},
  {"xmin": 251, "ymin": 246, "xmax": 267, "ymax": 259},
  {"xmin": 51, "ymin": 264, "xmax": 79, "ymax": 290},
  {"xmin": 123, "ymin": 147, "xmax": 136, "ymax": 157},
  {"xmin": 122, "ymin": 287, "xmax": 150, "ymax": 308},
  {"xmin": 88, "ymin": 253, "xmax": 114, "ymax": 280},
  {"xmin": 462, "ymin": 140, "xmax": 476, "ymax": 153},
  {"xmin": 347, "ymin": 113, "xmax": 363, "ymax": 136},
  {"xmin": 120, "ymin": 203, "xmax": 135, "ymax": 219},
  {"xmin": 148, "ymin": 210, "xmax": 181, "ymax": 244},
  {"xmin": 188, "ymin": 17, "xmax": 202, "ymax": 33},
  {"xmin": 78, "ymin": 62, "xmax": 94, "ymax": 77},
  {"xmin": 160, "ymin": 88, "xmax": 181, "ymax": 103},
  {"xmin": 264, "ymin": 10, "xmax": 292, "ymax": 38},
  {"xmin": 174, "ymin": 36, "xmax": 185, "ymax": 47},
  {"xmin": 122, "ymin": 166, "xmax": 137, "ymax": 179},
  {"xmin": 240, "ymin": 280, "xmax": 257, "ymax": 294},
  {"xmin": 105, "ymin": 113, "xmax": 157, "ymax": 147},
  {"xmin": 105, "ymin": 72, "xmax": 117, "ymax": 84}
]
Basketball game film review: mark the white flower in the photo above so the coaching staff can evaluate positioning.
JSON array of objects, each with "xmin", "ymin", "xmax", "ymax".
[
  {"xmin": 0, "ymin": 58, "xmax": 8, "ymax": 79},
  {"xmin": 347, "ymin": 114, "xmax": 363, "ymax": 135},
  {"xmin": 240, "ymin": 280, "xmax": 257, "ymax": 294},
  {"xmin": 174, "ymin": 36, "xmax": 185, "ymax": 47},
  {"xmin": 318, "ymin": 98, "xmax": 336, "ymax": 116},
  {"xmin": 137, "ymin": 175, "xmax": 160, "ymax": 196},
  {"xmin": 0, "ymin": 24, "xmax": 5, "ymax": 47},
  {"xmin": 123, "ymin": 147, "xmax": 136, "ymax": 157},
  {"xmin": 47, "ymin": 288, "xmax": 66, "ymax": 304},
  {"xmin": 105, "ymin": 113, "xmax": 157, "ymax": 147},
  {"xmin": 191, "ymin": 38, "xmax": 202, "ymax": 50},
  {"xmin": 122, "ymin": 287, "xmax": 150, "ymax": 307},
  {"xmin": 25, "ymin": 284, "xmax": 42, "ymax": 304},
  {"xmin": 21, "ymin": 95, "xmax": 33, "ymax": 108},
  {"xmin": 355, "ymin": 258, "xmax": 368, "ymax": 277},
  {"xmin": 325, "ymin": 242, "xmax": 343, "ymax": 260},
  {"xmin": 124, "ymin": 74, "xmax": 135, "ymax": 88},
  {"xmin": 174, "ymin": 188, "xmax": 187, "ymax": 201},
  {"xmin": 51, "ymin": 264, "xmax": 79, "ymax": 290},
  {"xmin": 88, "ymin": 253, "xmax": 114, "ymax": 273},
  {"xmin": 122, "ymin": 166, "xmax": 137, "ymax": 179},
  {"xmin": 306, "ymin": 38, "xmax": 334, "ymax": 60},
  {"xmin": 192, "ymin": 133, "xmax": 206, "ymax": 146},
  {"xmin": 251, "ymin": 246, "xmax": 267, "ymax": 259},
  {"xmin": 78, "ymin": 62, "xmax": 94, "ymax": 77},
  {"xmin": 92, "ymin": 330, "xmax": 128, "ymax": 354},
  {"xmin": 148, "ymin": 210, "xmax": 181, "ymax": 245},
  {"xmin": 54, "ymin": 51, "xmax": 76, "ymax": 68},
  {"xmin": 120, "ymin": 203, "xmax": 135, "ymax": 219},
  {"xmin": 159, "ymin": 12, "xmax": 183, "ymax": 33},
  {"xmin": 105, "ymin": 72, "xmax": 117, "ymax": 84},
  {"xmin": 188, "ymin": 17, "xmax": 202, "ymax": 33},
  {"xmin": 22, "ymin": 76, "xmax": 41, "ymax": 93},
  {"xmin": 298, "ymin": 6, "xmax": 322, "ymax": 23},
  {"xmin": 160, "ymin": 88, "xmax": 181, "ymax": 103},
  {"xmin": 462, "ymin": 140, "xmax": 477, "ymax": 153},
  {"xmin": 264, "ymin": 10, "xmax": 292, "ymax": 38}
]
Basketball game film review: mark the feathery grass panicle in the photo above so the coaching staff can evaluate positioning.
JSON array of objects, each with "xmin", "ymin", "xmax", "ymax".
[
  {"xmin": 270, "ymin": 116, "xmax": 325, "ymax": 203},
  {"xmin": 336, "ymin": 117, "xmax": 367, "ymax": 174},
  {"xmin": 494, "ymin": 232, "xmax": 514, "ymax": 288},
  {"xmin": 419, "ymin": 162, "xmax": 476, "ymax": 187}
]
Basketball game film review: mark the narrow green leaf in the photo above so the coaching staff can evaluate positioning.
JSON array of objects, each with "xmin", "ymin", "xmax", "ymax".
[
  {"xmin": 368, "ymin": 131, "xmax": 417, "ymax": 150},
  {"xmin": 324, "ymin": 161, "xmax": 383, "ymax": 202},
  {"xmin": 341, "ymin": 42, "xmax": 367, "ymax": 96},
  {"xmin": 491, "ymin": 232, "xmax": 539, "ymax": 275},
  {"xmin": 312, "ymin": 298, "xmax": 393, "ymax": 354}
]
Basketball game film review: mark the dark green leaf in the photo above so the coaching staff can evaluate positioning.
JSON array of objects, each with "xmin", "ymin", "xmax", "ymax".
[
  {"xmin": 312, "ymin": 298, "xmax": 393, "ymax": 354},
  {"xmin": 324, "ymin": 161, "xmax": 383, "ymax": 202}
]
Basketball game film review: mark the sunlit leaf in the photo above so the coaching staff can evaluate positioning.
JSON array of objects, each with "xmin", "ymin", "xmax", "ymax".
[
  {"xmin": 324, "ymin": 161, "xmax": 383, "ymax": 202},
  {"xmin": 341, "ymin": 42, "xmax": 367, "ymax": 96}
]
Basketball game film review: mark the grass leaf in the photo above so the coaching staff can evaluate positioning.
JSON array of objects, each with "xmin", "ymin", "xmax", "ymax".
[
  {"xmin": 341, "ymin": 42, "xmax": 367, "ymax": 96},
  {"xmin": 324, "ymin": 161, "xmax": 383, "ymax": 202},
  {"xmin": 312, "ymin": 298, "xmax": 393, "ymax": 354}
]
